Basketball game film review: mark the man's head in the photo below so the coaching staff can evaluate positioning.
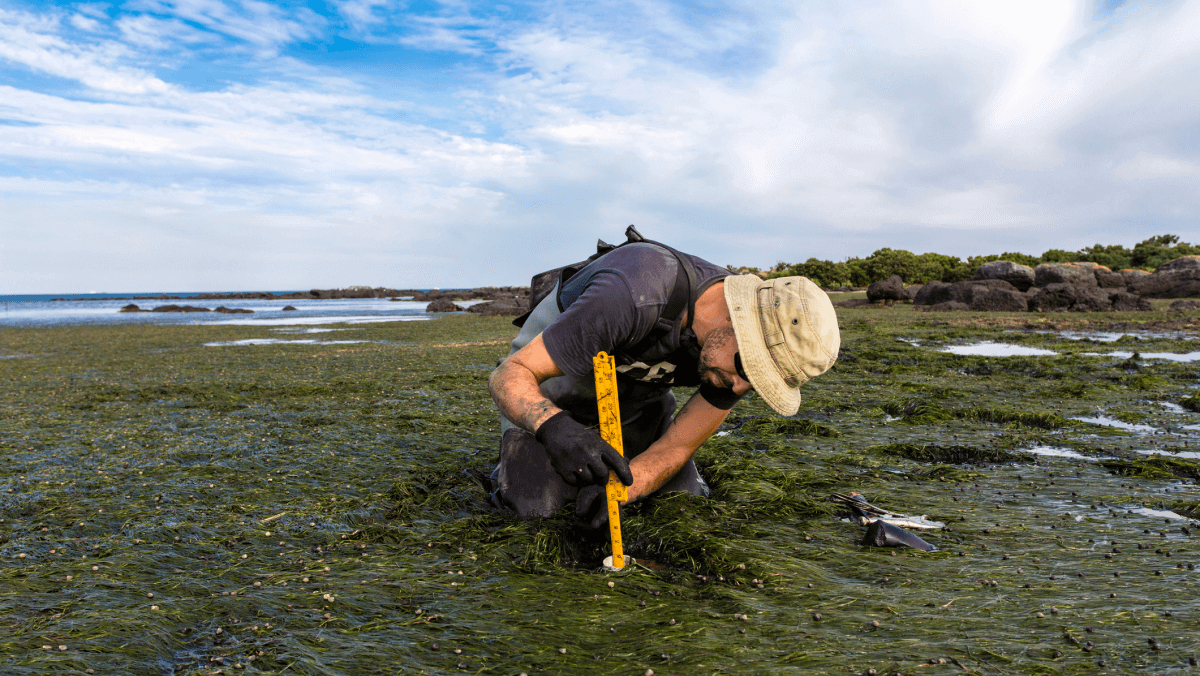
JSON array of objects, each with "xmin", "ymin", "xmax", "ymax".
[{"xmin": 722, "ymin": 274, "xmax": 840, "ymax": 415}]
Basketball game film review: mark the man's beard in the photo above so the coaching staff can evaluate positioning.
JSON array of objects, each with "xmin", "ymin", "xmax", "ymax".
[{"xmin": 696, "ymin": 326, "xmax": 736, "ymax": 384}]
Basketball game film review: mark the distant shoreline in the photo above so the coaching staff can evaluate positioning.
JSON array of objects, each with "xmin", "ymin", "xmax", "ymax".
[{"xmin": 2, "ymin": 286, "xmax": 526, "ymax": 303}]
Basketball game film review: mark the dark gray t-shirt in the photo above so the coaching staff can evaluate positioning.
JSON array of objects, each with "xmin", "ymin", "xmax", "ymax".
[{"xmin": 542, "ymin": 242, "xmax": 742, "ymax": 411}]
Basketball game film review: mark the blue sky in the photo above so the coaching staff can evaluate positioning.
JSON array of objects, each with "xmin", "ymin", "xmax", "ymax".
[{"xmin": 1, "ymin": 0, "xmax": 1198, "ymax": 293}]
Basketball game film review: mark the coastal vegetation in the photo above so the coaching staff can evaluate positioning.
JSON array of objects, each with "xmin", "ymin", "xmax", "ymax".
[{"xmin": 739, "ymin": 234, "xmax": 1200, "ymax": 288}]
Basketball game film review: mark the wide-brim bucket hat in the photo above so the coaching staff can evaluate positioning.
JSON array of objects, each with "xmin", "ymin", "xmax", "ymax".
[{"xmin": 723, "ymin": 275, "xmax": 840, "ymax": 416}]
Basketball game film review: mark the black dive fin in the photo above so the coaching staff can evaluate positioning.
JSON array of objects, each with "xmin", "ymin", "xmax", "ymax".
[{"xmin": 861, "ymin": 520, "xmax": 937, "ymax": 552}]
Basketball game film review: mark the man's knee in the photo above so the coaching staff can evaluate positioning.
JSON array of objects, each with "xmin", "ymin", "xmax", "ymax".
[{"xmin": 493, "ymin": 428, "xmax": 577, "ymax": 519}]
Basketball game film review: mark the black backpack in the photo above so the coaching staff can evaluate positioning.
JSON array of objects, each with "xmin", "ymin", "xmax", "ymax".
[{"xmin": 513, "ymin": 225, "xmax": 701, "ymax": 362}]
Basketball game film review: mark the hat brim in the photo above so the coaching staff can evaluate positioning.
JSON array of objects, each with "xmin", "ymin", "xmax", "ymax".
[{"xmin": 723, "ymin": 275, "xmax": 801, "ymax": 416}]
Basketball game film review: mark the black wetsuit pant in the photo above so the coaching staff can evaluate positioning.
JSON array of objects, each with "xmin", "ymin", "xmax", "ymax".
[{"xmin": 490, "ymin": 391, "xmax": 708, "ymax": 518}]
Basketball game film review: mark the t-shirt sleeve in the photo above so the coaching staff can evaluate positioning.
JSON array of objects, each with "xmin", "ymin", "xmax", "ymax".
[
  {"xmin": 697, "ymin": 383, "xmax": 745, "ymax": 410},
  {"xmin": 541, "ymin": 272, "xmax": 658, "ymax": 381}
]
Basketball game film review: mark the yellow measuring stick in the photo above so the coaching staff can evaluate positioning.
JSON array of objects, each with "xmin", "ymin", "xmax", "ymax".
[{"xmin": 593, "ymin": 351, "xmax": 627, "ymax": 570}]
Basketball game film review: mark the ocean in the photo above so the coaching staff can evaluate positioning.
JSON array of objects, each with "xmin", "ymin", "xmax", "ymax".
[{"xmin": 0, "ymin": 293, "xmax": 466, "ymax": 328}]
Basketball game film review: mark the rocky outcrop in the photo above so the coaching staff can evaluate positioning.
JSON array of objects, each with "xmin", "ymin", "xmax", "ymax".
[
  {"xmin": 973, "ymin": 261, "xmax": 1035, "ymax": 291},
  {"xmin": 466, "ymin": 299, "xmax": 530, "ymax": 317},
  {"xmin": 969, "ymin": 287, "xmax": 1028, "ymax": 312},
  {"xmin": 913, "ymin": 281, "xmax": 952, "ymax": 306},
  {"xmin": 914, "ymin": 279, "xmax": 1019, "ymax": 307},
  {"xmin": 214, "ymin": 306, "xmax": 253, "ymax": 314},
  {"xmin": 119, "ymin": 304, "xmax": 148, "ymax": 313},
  {"xmin": 281, "ymin": 306, "xmax": 297, "ymax": 311},
  {"xmin": 1120, "ymin": 269, "xmax": 1150, "ymax": 286},
  {"xmin": 1028, "ymin": 284, "xmax": 1109, "ymax": 312},
  {"xmin": 1130, "ymin": 256, "xmax": 1200, "ymax": 298},
  {"xmin": 1110, "ymin": 292, "xmax": 1152, "ymax": 312},
  {"xmin": 151, "ymin": 305, "xmax": 210, "ymax": 313},
  {"xmin": 1034, "ymin": 262, "xmax": 1097, "ymax": 287},
  {"xmin": 903, "ymin": 285, "xmax": 920, "ymax": 302},
  {"xmin": 425, "ymin": 298, "xmax": 463, "ymax": 313},
  {"xmin": 1169, "ymin": 299, "xmax": 1200, "ymax": 311},
  {"xmin": 1094, "ymin": 268, "xmax": 1126, "ymax": 288},
  {"xmin": 866, "ymin": 275, "xmax": 906, "ymax": 302}
]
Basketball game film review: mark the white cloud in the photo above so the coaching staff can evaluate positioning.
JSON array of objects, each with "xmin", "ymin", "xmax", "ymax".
[
  {"xmin": 3, "ymin": 0, "xmax": 1200, "ymax": 294},
  {"xmin": 0, "ymin": 8, "xmax": 170, "ymax": 93}
]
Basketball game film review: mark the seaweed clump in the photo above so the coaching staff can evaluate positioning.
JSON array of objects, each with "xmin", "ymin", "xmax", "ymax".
[
  {"xmin": 869, "ymin": 443, "xmax": 1031, "ymax": 465},
  {"xmin": 882, "ymin": 399, "xmax": 1069, "ymax": 429},
  {"xmin": 1099, "ymin": 456, "xmax": 1200, "ymax": 480},
  {"xmin": 730, "ymin": 416, "xmax": 840, "ymax": 438},
  {"xmin": 1181, "ymin": 396, "xmax": 1200, "ymax": 413}
]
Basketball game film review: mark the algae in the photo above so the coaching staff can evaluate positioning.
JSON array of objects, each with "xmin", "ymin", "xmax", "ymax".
[{"xmin": 3, "ymin": 311, "xmax": 1200, "ymax": 675}]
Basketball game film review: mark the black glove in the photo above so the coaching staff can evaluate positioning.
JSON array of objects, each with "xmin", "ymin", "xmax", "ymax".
[
  {"xmin": 575, "ymin": 484, "xmax": 609, "ymax": 530},
  {"xmin": 535, "ymin": 411, "xmax": 633, "ymax": 487}
]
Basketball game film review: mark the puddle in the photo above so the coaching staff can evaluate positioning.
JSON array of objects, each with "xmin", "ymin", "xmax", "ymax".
[
  {"xmin": 1082, "ymin": 351, "xmax": 1200, "ymax": 363},
  {"xmin": 941, "ymin": 342, "xmax": 1059, "ymax": 357},
  {"xmin": 271, "ymin": 327, "xmax": 359, "ymax": 334},
  {"xmin": 217, "ymin": 316, "xmax": 431, "ymax": 326},
  {"xmin": 1022, "ymin": 446, "xmax": 1103, "ymax": 461},
  {"xmin": 0, "ymin": 354, "xmax": 33, "ymax": 359},
  {"xmin": 203, "ymin": 339, "xmax": 376, "ymax": 347},
  {"xmin": 1135, "ymin": 448, "xmax": 1200, "ymax": 460},
  {"xmin": 1035, "ymin": 331, "xmax": 1196, "ymax": 342},
  {"xmin": 1160, "ymin": 401, "xmax": 1187, "ymax": 414},
  {"xmin": 896, "ymin": 338, "xmax": 922, "ymax": 346},
  {"xmin": 1127, "ymin": 506, "xmax": 1189, "ymax": 520},
  {"xmin": 1072, "ymin": 415, "xmax": 1158, "ymax": 433}
]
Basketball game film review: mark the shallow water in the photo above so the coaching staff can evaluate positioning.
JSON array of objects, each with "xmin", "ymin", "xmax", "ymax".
[
  {"xmin": 941, "ymin": 342, "xmax": 1059, "ymax": 357},
  {"xmin": 1083, "ymin": 350, "xmax": 1200, "ymax": 363},
  {"xmin": 202, "ymin": 339, "xmax": 379, "ymax": 347},
  {"xmin": 1073, "ymin": 415, "xmax": 1160, "ymax": 434},
  {"xmin": 0, "ymin": 297, "xmax": 441, "ymax": 328},
  {"xmin": 1023, "ymin": 446, "xmax": 1106, "ymax": 461}
]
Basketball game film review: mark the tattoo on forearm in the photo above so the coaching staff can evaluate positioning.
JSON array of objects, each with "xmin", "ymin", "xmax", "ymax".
[{"xmin": 489, "ymin": 359, "xmax": 560, "ymax": 432}]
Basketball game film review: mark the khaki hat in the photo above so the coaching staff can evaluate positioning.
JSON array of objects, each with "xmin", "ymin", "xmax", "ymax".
[{"xmin": 723, "ymin": 275, "xmax": 840, "ymax": 416}]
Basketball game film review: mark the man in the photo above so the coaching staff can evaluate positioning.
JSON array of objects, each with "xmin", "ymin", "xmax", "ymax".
[{"xmin": 489, "ymin": 232, "xmax": 839, "ymax": 526}]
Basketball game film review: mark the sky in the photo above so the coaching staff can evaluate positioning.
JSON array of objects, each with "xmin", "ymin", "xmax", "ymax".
[{"xmin": 1, "ymin": 0, "xmax": 1199, "ymax": 293}]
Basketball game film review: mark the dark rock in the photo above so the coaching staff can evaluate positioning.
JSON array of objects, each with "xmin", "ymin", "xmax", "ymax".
[
  {"xmin": 913, "ymin": 281, "xmax": 953, "ymax": 306},
  {"xmin": 928, "ymin": 300, "xmax": 969, "ymax": 312},
  {"xmin": 969, "ymin": 287, "xmax": 1028, "ymax": 312},
  {"xmin": 150, "ymin": 305, "xmax": 211, "ymax": 313},
  {"xmin": 1131, "ymin": 256, "xmax": 1200, "ymax": 298},
  {"xmin": 1095, "ymin": 268, "xmax": 1126, "ymax": 288},
  {"xmin": 974, "ymin": 261, "xmax": 1035, "ymax": 291},
  {"xmin": 213, "ymin": 306, "xmax": 254, "ymax": 314},
  {"xmin": 466, "ymin": 299, "xmax": 529, "ymax": 317},
  {"xmin": 1029, "ymin": 284, "xmax": 1112, "ymax": 312},
  {"xmin": 903, "ymin": 285, "xmax": 920, "ymax": 301},
  {"xmin": 281, "ymin": 306, "xmax": 298, "ymax": 311},
  {"xmin": 914, "ymin": 279, "xmax": 1018, "ymax": 306},
  {"xmin": 1109, "ymin": 292, "xmax": 1152, "ymax": 312},
  {"xmin": 425, "ymin": 298, "xmax": 463, "ymax": 313},
  {"xmin": 1120, "ymin": 269, "xmax": 1151, "ymax": 286},
  {"xmin": 1034, "ymin": 262, "xmax": 1098, "ymax": 287},
  {"xmin": 118, "ymin": 304, "xmax": 147, "ymax": 313},
  {"xmin": 1168, "ymin": 299, "xmax": 1200, "ymax": 312},
  {"xmin": 867, "ymin": 275, "xmax": 906, "ymax": 302}
]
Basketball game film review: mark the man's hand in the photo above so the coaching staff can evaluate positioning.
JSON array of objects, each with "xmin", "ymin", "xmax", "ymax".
[
  {"xmin": 575, "ymin": 484, "xmax": 609, "ymax": 530},
  {"xmin": 535, "ymin": 411, "xmax": 633, "ymax": 487}
]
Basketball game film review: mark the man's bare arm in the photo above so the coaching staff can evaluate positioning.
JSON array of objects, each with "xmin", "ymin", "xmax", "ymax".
[
  {"xmin": 488, "ymin": 333, "xmax": 566, "ymax": 433},
  {"xmin": 624, "ymin": 392, "xmax": 730, "ymax": 501}
]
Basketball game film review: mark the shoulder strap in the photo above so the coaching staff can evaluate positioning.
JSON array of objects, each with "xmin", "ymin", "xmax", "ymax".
[{"xmin": 618, "ymin": 227, "xmax": 701, "ymax": 357}]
